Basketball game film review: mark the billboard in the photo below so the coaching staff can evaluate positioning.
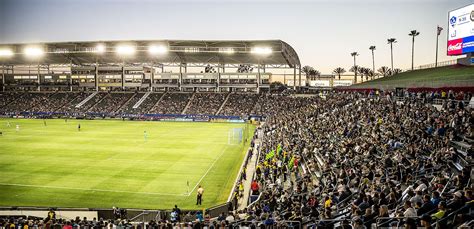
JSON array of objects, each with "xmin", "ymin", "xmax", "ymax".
[{"xmin": 448, "ymin": 4, "xmax": 474, "ymax": 55}]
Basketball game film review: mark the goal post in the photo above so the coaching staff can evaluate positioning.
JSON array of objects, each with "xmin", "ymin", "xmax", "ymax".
[{"xmin": 228, "ymin": 127, "xmax": 243, "ymax": 145}]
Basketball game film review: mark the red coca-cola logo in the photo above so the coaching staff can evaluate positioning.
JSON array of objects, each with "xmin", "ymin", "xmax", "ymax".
[
  {"xmin": 448, "ymin": 38, "xmax": 463, "ymax": 55},
  {"xmin": 448, "ymin": 42, "xmax": 462, "ymax": 51}
]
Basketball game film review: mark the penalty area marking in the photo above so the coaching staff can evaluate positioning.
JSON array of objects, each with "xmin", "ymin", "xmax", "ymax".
[{"xmin": 0, "ymin": 182, "xmax": 186, "ymax": 196}]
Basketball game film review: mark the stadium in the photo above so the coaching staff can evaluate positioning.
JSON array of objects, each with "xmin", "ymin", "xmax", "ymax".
[{"xmin": 0, "ymin": 0, "xmax": 473, "ymax": 228}]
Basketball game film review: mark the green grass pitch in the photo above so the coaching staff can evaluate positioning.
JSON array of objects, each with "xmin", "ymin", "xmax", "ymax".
[{"xmin": 0, "ymin": 118, "xmax": 255, "ymax": 210}]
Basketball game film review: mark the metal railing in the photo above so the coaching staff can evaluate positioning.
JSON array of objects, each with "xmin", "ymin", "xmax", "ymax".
[{"xmin": 405, "ymin": 59, "xmax": 457, "ymax": 71}]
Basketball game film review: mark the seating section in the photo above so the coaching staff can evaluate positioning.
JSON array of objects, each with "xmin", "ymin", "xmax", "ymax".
[
  {"xmin": 88, "ymin": 93, "xmax": 134, "ymax": 114},
  {"xmin": 185, "ymin": 93, "xmax": 226, "ymax": 115},
  {"xmin": 219, "ymin": 93, "xmax": 259, "ymax": 116},
  {"xmin": 0, "ymin": 91, "xmax": 472, "ymax": 228},
  {"xmin": 1, "ymin": 93, "xmax": 51, "ymax": 113},
  {"xmin": 56, "ymin": 92, "xmax": 89, "ymax": 114},
  {"xmin": 30, "ymin": 92, "xmax": 79, "ymax": 112},
  {"xmin": 133, "ymin": 93, "xmax": 163, "ymax": 114},
  {"xmin": 117, "ymin": 92, "xmax": 144, "ymax": 114},
  {"xmin": 149, "ymin": 93, "xmax": 192, "ymax": 114},
  {"xmin": 71, "ymin": 92, "xmax": 108, "ymax": 113}
]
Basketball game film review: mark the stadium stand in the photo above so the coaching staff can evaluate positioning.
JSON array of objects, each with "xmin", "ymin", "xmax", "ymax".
[
  {"xmin": 55, "ymin": 92, "xmax": 89, "ymax": 114},
  {"xmin": 133, "ymin": 93, "xmax": 163, "ymax": 114},
  {"xmin": 149, "ymin": 93, "xmax": 192, "ymax": 115},
  {"xmin": 218, "ymin": 93, "xmax": 259, "ymax": 117},
  {"xmin": 0, "ymin": 90, "xmax": 472, "ymax": 228},
  {"xmin": 88, "ymin": 92, "xmax": 134, "ymax": 114},
  {"xmin": 185, "ymin": 93, "xmax": 227, "ymax": 115},
  {"xmin": 72, "ymin": 92, "xmax": 108, "ymax": 113},
  {"xmin": 117, "ymin": 92, "xmax": 145, "ymax": 114}
]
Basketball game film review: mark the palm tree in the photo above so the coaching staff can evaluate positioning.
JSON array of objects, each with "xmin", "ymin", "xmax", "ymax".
[
  {"xmin": 377, "ymin": 66, "xmax": 391, "ymax": 77},
  {"xmin": 387, "ymin": 38, "xmax": 397, "ymax": 71},
  {"xmin": 367, "ymin": 69, "xmax": 376, "ymax": 80},
  {"xmin": 309, "ymin": 69, "xmax": 321, "ymax": 80},
  {"xmin": 409, "ymin": 30, "xmax": 420, "ymax": 70},
  {"xmin": 302, "ymin": 66, "xmax": 314, "ymax": 78},
  {"xmin": 363, "ymin": 67, "xmax": 370, "ymax": 81},
  {"xmin": 392, "ymin": 68, "xmax": 403, "ymax": 75},
  {"xmin": 350, "ymin": 52, "xmax": 359, "ymax": 83},
  {"xmin": 349, "ymin": 65, "xmax": 361, "ymax": 83},
  {"xmin": 332, "ymin": 67, "xmax": 346, "ymax": 80},
  {"xmin": 369, "ymin": 46, "xmax": 376, "ymax": 73}
]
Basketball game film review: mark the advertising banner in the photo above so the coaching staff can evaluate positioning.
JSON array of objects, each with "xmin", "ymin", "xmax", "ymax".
[{"xmin": 448, "ymin": 4, "xmax": 474, "ymax": 55}]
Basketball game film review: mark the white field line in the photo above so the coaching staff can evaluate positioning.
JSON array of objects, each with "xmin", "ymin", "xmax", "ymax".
[
  {"xmin": 0, "ymin": 182, "xmax": 186, "ymax": 196},
  {"xmin": 187, "ymin": 146, "xmax": 227, "ymax": 196}
]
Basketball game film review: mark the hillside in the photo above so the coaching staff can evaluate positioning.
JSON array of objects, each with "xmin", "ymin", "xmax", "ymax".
[{"xmin": 349, "ymin": 65, "xmax": 474, "ymax": 90}]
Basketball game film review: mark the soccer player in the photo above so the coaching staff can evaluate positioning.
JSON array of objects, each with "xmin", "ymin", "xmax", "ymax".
[
  {"xmin": 144, "ymin": 130, "xmax": 148, "ymax": 142},
  {"xmin": 43, "ymin": 119, "xmax": 47, "ymax": 126},
  {"xmin": 78, "ymin": 124, "xmax": 81, "ymax": 131},
  {"xmin": 16, "ymin": 124, "xmax": 20, "ymax": 132},
  {"xmin": 196, "ymin": 185, "xmax": 204, "ymax": 205},
  {"xmin": 7, "ymin": 121, "xmax": 11, "ymax": 127}
]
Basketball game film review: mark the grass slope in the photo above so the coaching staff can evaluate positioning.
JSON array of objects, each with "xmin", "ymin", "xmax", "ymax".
[
  {"xmin": 350, "ymin": 65, "xmax": 474, "ymax": 89},
  {"xmin": 0, "ymin": 118, "xmax": 255, "ymax": 210}
]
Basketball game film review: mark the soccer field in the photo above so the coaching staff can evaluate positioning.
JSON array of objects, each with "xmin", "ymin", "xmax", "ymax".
[{"xmin": 0, "ymin": 118, "xmax": 255, "ymax": 210}]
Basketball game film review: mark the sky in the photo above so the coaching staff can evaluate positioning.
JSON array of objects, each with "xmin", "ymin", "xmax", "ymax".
[{"xmin": 0, "ymin": 0, "xmax": 471, "ymax": 74}]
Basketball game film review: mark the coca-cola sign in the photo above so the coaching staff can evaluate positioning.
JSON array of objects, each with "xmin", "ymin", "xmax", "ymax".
[
  {"xmin": 448, "ymin": 42, "xmax": 462, "ymax": 51},
  {"xmin": 447, "ymin": 38, "xmax": 463, "ymax": 55}
]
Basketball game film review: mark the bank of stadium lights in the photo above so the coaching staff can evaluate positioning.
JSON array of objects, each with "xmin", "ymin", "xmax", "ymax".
[
  {"xmin": 116, "ymin": 45, "xmax": 136, "ymax": 55},
  {"xmin": 251, "ymin": 47, "xmax": 272, "ymax": 55},
  {"xmin": 219, "ymin": 48, "xmax": 235, "ymax": 54},
  {"xmin": 0, "ymin": 49, "xmax": 14, "ymax": 57},
  {"xmin": 148, "ymin": 45, "xmax": 168, "ymax": 55},
  {"xmin": 24, "ymin": 47, "xmax": 44, "ymax": 57},
  {"xmin": 95, "ymin": 44, "xmax": 106, "ymax": 53}
]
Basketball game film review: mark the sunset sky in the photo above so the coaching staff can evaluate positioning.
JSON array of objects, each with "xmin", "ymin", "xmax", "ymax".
[{"xmin": 0, "ymin": 0, "xmax": 471, "ymax": 73}]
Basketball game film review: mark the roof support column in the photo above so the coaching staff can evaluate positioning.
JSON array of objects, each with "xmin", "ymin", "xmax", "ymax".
[
  {"xmin": 121, "ymin": 62, "xmax": 125, "ymax": 91},
  {"xmin": 179, "ymin": 64, "xmax": 182, "ymax": 92},
  {"xmin": 150, "ymin": 65, "xmax": 154, "ymax": 92},
  {"xmin": 69, "ymin": 62, "xmax": 72, "ymax": 92},
  {"xmin": 2, "ymin": 64, "xmax": 5, "ymax": 92},
  {"xmin": 298, "ymin": 65, "xmax": 302, "ymax": 87},
  {"xmin": 37, "ymin": 62, "xmax": 40, "ymax": 92},
  {"xmin": 293, "ymin": 66, "xmax": 296, "ymax": 91},
  {"xmin": 95, "ymin": 59, "xmax": 99, "ymax": 92},
  {"xmin": 257, "ymin": 64, "xmax": 260, "ymax": 94},
  {"xmin": 217, "ymin": 64, "xmax": 221, "ymax": 92}
]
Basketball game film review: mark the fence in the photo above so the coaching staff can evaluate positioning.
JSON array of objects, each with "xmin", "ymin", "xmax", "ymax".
[{"xmin": 405, "ymin": 59, "xmax": 457, "ymax": 71}]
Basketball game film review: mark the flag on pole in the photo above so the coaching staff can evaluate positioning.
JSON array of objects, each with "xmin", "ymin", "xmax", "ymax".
[
  {"xmin": 276, "ymin": 143, "xmax": 282, "ymax": 156},
  {"xmin": 437, "ymin": 26, "xmax": 443, "ymax": 36},
  {"xmin": 288, "ymin": 155, "xmax": 295, "ymax": 169},
  {"xmin": 265, "ymin": 150, "xmax": 275, "ymax": 160}
]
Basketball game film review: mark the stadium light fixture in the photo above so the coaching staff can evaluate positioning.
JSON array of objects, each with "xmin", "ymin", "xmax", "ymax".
[
  {"xmin": 95, "ymin": 44, "xmax": 106, "ymax": 53},
  {"xmin": 116, "ymin": 45, "xmax": 136, "ymax": 55},
  {"xmin": 24, "ymin": 46, "xmax": 44, "ymax": 57},
  {"xmin": 219, "ymin": 48, "xmax": 234, "ymax": 54},
  {"xmin": 251, "ymin": 47, "xmax": 272, "ymax": 55},
  {"xmin": 0, "ymin": 49, "xmax": 14, "ymax": 57},
  {"xmin": 148, "ymin": 45, "xmax": 168, "ymax": 55}
]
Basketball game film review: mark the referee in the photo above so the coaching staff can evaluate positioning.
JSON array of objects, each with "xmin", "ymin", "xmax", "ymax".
[{"xmin": 196, "ymin": 185, "xmax": 204, "ymax": 205}]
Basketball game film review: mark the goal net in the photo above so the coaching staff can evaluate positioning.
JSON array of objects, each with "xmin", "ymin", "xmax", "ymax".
[{"xmin": 228, "ymin": 128, "xmax": 243, "ymax": 145}]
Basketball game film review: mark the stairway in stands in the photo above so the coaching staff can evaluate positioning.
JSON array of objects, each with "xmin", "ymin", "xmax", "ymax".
[
  {"xmin": 216, "ymin": 93, "xmax": 231, "ymax": 115},
  {"xmin": 181, "ymin": 93, "xmax": 195, "ymax": 114},
  {"xmin": 75, "ymin": 92, "xmax": 98, "ymax": 108},
  {"xmin": 133, "ymin": 92, "xmax": 151, "ymax": 109}
]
